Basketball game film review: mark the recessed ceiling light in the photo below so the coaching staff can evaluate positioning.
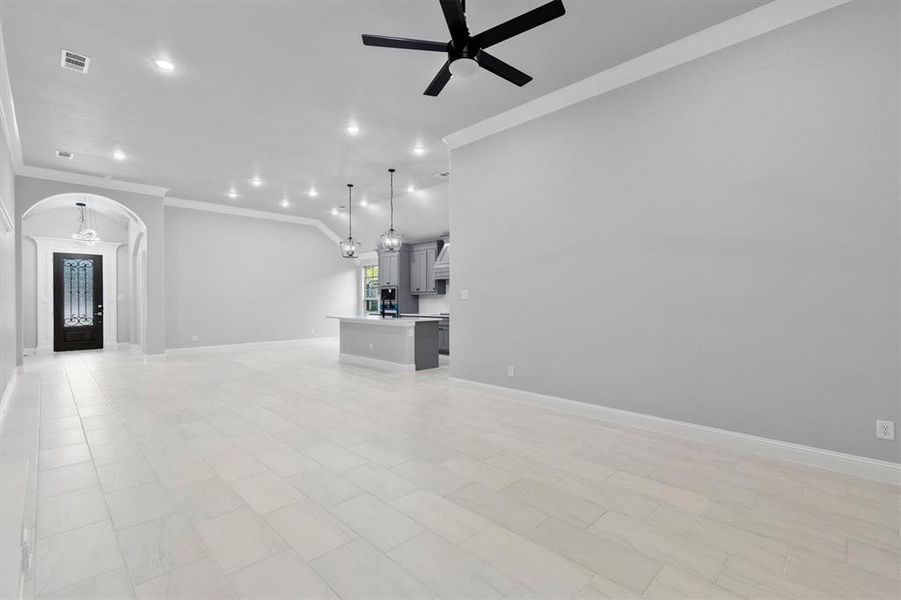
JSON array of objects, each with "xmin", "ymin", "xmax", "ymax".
[
  {"xmin": 227, "ymin": 190, "xmax": 238, "ymax": 199},
  {"xmin": 251, "ymin": 177, "xmax": 263, "ymax": 187},
  {"xmin": 331, "ymin": 207, "xmax": 339, "ymax": 215},
  {"xmin": 308, "ymin": 187, "xmax": 318, "ymax": 197},
  {"xmin": 412, "ymin": 146, "xmax": 426, "ymax": 155},
  {"xmin": 153, "ymin": 58, "xmax": 176, "ymax": 72},
  {"xmin": 280, "ymin": 198, "xmax": 291, "ymax": 208},
  {"xmin": 346, "ymin": 124, "xmax": 360, "ymax": 135},
  {"xmin": 112, "ymin": 149, "xmax": 126, "ymax": 161},
  {"xmin": 407, "ymin": 184, "xmax": 415, "ymax": 193}
]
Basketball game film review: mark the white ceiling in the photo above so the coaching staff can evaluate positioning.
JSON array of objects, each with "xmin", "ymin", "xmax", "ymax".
[{"xmin": 1, "ymin": 0, "xmax": 766, "ymax": 244}]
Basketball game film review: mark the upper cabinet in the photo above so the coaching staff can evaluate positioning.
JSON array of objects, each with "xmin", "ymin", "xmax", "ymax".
[
  {"xmin": 409, "ymin": 241, "xmax": 446, "ymax": 295},
  {"xmin": 379, "ymin": 252, "xmax": 399, "ymax": 287}
]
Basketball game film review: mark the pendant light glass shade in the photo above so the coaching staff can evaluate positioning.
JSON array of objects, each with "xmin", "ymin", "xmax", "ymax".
[
  {"xmin": 339, "ymin": 184, "xmax": 362, "ymax": 259},
  {"xmin": 72, "ymin": 201, "xmax": 101, "ymax": 246},
  {"xmin": 378, "ymin": 168, "xmax": 404, "ymax": 253}
]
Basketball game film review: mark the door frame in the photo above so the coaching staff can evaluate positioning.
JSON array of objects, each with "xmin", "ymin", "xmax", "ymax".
[
  {"xmin": 53, "ymin": 252, "xmax": 104, "ymax": 352},
  {"xmin": 31, "ymin": 236, "xmax": 122, "ymax": 354}
]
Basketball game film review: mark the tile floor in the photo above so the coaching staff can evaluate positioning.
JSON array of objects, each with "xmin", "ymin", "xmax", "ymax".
[{"xmin": 0, "ymin": 339, "xmax": 898, "ymax": 599}]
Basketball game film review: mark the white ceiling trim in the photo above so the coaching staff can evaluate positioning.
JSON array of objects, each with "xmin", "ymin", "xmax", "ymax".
[
  {"xmin": 0, "ymin": 24, "xmax": 24, "ymax": 171},
  {"xmin": 443, "ymin": 0, "xmax": 851, "ymax": 150},
  {"xmin": 164, "ymin": 196, "xmax": 342, "ymax": 243},
  {"xmin": 18, "ymin": 165, "xmax": 169, "ymax": 197}
]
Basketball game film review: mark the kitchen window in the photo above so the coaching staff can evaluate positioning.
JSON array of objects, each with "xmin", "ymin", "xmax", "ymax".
[{"xmin": 363, "ymin": 265, "xmax": 379, "ymax": 314}]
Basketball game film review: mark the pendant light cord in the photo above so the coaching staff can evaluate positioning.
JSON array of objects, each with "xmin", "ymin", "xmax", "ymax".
[
  {"xmin": 388, "ymin": 168, "xmax": 395, "ymax": 230},
  {"xmin": 347, "ymin": 184, "xmax": 353, "ymax": 238}
]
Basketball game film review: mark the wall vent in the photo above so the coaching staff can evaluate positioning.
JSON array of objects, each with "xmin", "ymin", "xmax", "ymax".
[
  {"xmin": 433, "ymin": 170, "xmax": 450, "ymax": 180},
  {"xmin": 55, "ymin": 150, "xmax": 74, "ymax": 159},
  {"xmin": 60, "ymin": 50, "xmax": 90, "ymax": 73}
]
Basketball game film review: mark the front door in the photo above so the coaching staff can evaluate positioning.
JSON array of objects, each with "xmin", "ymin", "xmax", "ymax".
[{"xmin": 53, "ymin": 253, "xmax": 103, "ymax": 351}]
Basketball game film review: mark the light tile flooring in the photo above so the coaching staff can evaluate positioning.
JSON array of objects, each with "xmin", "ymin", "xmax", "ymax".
[{"xmin": 1, "ymin": 339, "xmax": 899, "ymax": 599}]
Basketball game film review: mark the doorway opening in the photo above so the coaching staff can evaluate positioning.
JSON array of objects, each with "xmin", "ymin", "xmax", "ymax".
[{"xmin": 22, "ymin": 193, "xmax": 149, "ymax": 354}]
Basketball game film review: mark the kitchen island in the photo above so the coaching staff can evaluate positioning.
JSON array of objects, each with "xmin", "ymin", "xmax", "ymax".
[{"xmin": 327, "ymin": 315, "xmax": 441, "ymax": 371}]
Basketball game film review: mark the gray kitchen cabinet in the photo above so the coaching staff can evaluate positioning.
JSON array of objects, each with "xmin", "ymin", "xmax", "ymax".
[
  {"xmin": 410, "ymin": 250, "xmax": 424, "ymax": 293},
  {"xmin": 410, "ymin": 242, "xmax": 446, "ymax": 295},
  {"xmin": 379, "ymin": 252, "xmax": 399, "ymax": 287},
  {"xmin": 438, "ymin": 319, "xmax": 449, "ymax": 355},
  {"xmin": 378, "ymin": 248, "xmax": 418, "ymax": 314}
]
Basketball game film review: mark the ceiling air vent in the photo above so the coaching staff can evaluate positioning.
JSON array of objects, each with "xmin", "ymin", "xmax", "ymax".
[
  {"xmin": 55, "ymin": 150, "xmax": 74, "ymax": 159},
  {"xmin": 60, "ymin": 49, "xmax": 90, "ymax": 74},
  {"xmin": 433, "ymin": 170, "xmax": 450, "ymax": 180}
]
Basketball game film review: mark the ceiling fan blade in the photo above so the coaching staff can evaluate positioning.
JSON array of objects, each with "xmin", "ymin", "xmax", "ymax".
[
  {"xmin": 439, "ymin": 0, "xmax": 469, "ymax": 41},
  {"xmin": 476, "ymin": 51, "xmax": 532, "ymax": 87},
  {"xmin": 424, "ymin": 61, "xmax": 452, "ymax": 96},
  {"xmin": 362, "ymin": 34, "xmax": 448, "ymax": 52},
  {"xmin": 473, "ymin": 0, "xmax": 566, "ymax": 49}
]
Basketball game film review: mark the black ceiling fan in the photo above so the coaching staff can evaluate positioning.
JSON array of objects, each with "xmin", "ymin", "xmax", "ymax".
[{"xmin": 362, "ymin": 0, "xmax": 566, "ymax": 96}]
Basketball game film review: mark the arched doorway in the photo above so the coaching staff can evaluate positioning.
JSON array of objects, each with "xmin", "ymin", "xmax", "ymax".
[{"xmin": 22, "ymin": 193, "xmax": 149, "ymax": 354}]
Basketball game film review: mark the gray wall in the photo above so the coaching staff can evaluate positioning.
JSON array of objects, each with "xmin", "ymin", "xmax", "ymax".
[
  {"xmin": 164, "ymin": 207, "xmax": 356, "ymax": 349},
  {"xmin": 449, "ymin": 1, "xmax": 899, "ymax": 462},
  {"xmin": 14, "ymin": 177, "xmax": 166, "ymax": 355},
  {"xmin": 20, "ymin": 210, "xmax": 130, "ymax": 349},
  {"xmin": 0, "ymin": 128, "xmax": 16, "ymax": 398}
]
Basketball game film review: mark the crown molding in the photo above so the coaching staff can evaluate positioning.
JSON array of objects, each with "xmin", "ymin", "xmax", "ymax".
[
  {"xmin": 17, "ymin": 165, "xmax": 169, "ymax": 197},
  {"xmin": 164, "ymin": 196, "xmax": 342, "ymax": 243},
  {"xmin": 443, "ymin": 0, "xmax": 851, "ymax": 150},
  {"xmin": 0, "ymin": 23, "xmax": 24, "ymax": 171}
]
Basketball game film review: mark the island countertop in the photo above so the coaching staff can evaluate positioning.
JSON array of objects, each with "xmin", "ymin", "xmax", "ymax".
[{"xmin": 327, "ymin": 315, "xmax": 443, "ymax": 327}]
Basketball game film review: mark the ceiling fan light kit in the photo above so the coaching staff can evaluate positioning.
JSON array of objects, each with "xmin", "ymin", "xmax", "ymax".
[{"xmin": 362, "ymin": 0, "xmax": 566, "ymax": 96}]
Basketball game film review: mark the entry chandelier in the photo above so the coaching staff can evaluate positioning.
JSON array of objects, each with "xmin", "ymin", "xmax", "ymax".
[
  {"xmin": 378, "ymin": 168, "xmax": 403, "ymax": 252},
  {"xmin": 339, "ymin": 184, "xmax": 362, "ymax": 259},
  {"xmin": 72, "ymin": 201, "xmax": 101, "ymax": 246}
]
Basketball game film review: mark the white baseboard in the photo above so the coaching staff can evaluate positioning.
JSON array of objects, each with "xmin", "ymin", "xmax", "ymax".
[
  {"xmin": 27, "ymin": 343, "xmax": 130, "ymax": 356},
  {"xmin": 338, "ymin": 353, "xmax": 416, "ymax": 372},
  {"xmin": 0, "ymin": 369, "xmax": 19, "ymax": 426},
  {"xmin": 448, "ymin": 377, "xmax": 900, "ymax": 485},
  {"xmin": 165, "ymin": 337, "xmax": 338, "ymax": 355}
]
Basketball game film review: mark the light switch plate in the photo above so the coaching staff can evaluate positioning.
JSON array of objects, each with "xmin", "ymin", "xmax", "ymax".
[
  {"xmin": 461, "ymin": 289, "xmax": 469, "ymax": 300},
  {"xmin": 876, "ymin": 420, "xmax": 895, "ymax": 440}
]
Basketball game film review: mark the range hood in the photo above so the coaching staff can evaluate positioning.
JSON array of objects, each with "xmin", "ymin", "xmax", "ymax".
[{"xmin": 433, "ymin": 241, "xmax": 449, "ymax": 280}]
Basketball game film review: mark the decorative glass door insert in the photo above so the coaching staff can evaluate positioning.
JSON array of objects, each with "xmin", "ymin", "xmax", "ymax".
[{"xmin": 53, "ymin": 252, "xmax": 103, "ymax": 352}]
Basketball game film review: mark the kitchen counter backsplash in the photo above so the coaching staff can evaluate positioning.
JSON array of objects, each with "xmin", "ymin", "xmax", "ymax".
[{"xmin": 419, "ymin": 294, "xmax": 450, "ymax": 315}]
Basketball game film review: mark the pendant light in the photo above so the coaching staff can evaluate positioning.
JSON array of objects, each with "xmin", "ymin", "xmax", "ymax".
[
  {"xmin": 378, "ymin": 168, "xmax": 404, "ymax": 252},
  {"xmin": 339, "ymin": 184, "xmax": 362, "ymax": 259},
  {"xmin": 72, "ymin": 200, "xmax": 101, "ymax": 246}
]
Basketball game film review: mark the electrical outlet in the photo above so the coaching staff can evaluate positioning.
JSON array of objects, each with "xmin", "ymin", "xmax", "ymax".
[
  {"xmin": 876, "ymin": 420, "xmax": 895, "ymax": 440},
  {"xmin": 369, "ymin": 342, "xmax": 374, "ymax": 351},
  {"xmin": 507, "ymin": 365, "xmax": 515, "ymax": 377},
  {"xmin": 191, "ymin": 334, "xmax": 198, "ymax": 343},
  {"xmin": 460, "ymin": 289, "xmax": 470, "ymax": 300}
]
